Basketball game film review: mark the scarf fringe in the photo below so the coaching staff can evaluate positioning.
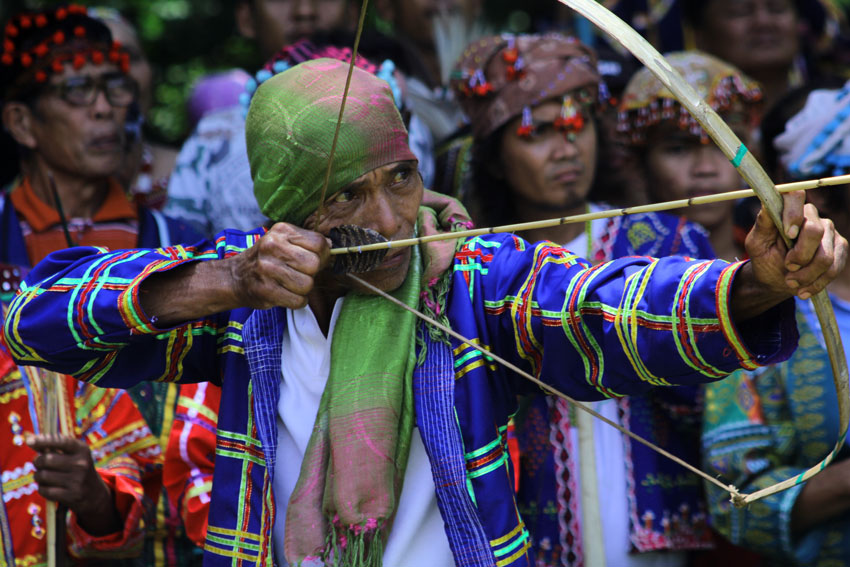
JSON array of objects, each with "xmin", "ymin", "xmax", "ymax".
[
  {"xmin": 324, "ymin": 521, "xmax": 385, "ymax": 567},
  {"xmin": 416, "ymin": 266, "xmax": 454, "ymax": 366}
]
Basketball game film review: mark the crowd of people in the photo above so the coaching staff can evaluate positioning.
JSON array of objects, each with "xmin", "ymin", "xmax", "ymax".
[{"xmin": 1, "ymin": 1, "xmax": 850, "ymax": 566}]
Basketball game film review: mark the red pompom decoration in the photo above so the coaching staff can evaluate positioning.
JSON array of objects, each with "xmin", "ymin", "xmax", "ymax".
[
  {"xmin": 91, "ymin": 51, "xmax": 104, "ymax": 65},
  {"xmin": 112, "ymin": 41, "xmax": 123, "ymax": 50},
  {"xmin": 473, "ymin": 82, "xmax": 492, "ymax": 96},
  {"xmin": 554, "ymin": 114, "xmax": 584, "ymax": 132},
  {"xmin": 72, "ymin": 54, "xmax": 85, "ymax": 69},
  {"xmin": 35, "ymin": 70, "xmax": 47, "ymax": 82},
  {"xmin": 501, "ymin": 47, "xmax": 518, "ymax": 64},
  {"xmin": 34, "ymin": 43, "xmax": 48, "ymax": 57},
  {"xmin": 5, "ymin": 23, "xmax": 18, "ymax": 38},
  {"xmin": 52, "ymin": 59, "xmax": 64, "ymax": 73},
  {"xmin": 19, "ymin": 16, "xmax": 32, "ymax": 29},
  {"xmin": 20, "ymin": 53, "xmax": 32, "ymax": 67},
  {"xmin": 506, "ymin": 66, "xmax": 525, "ymax": 81},
  {"xmin": 74, "ymin": 26, "xmax": 86, "ymax": 38},
  {"xmin": 68, "ymin": 5, "xmax": 87, "ymax": 15},
  {"xmin": 56, "ymin": 8, "xmax": 67, "ymax": 20},
  {"xmin": 516, "ymin": 124, "xmax": 534, "ymax": 138},
  {"xmin": 120, "ymin": 59, "xmax": 130, "ymax": 73},
  {"xmin": 1, "ymin": 53, "xmax": 13, "ymax": 66},
  {"xmin": 35, "ymin": 15, "xmax": 48, "ymax": 28},
  {"xmin": 3, "ymin": 39, "xmax": 14, "ymax": 53},
  {"xmin": 53, "ymin": 31, "xmax": 65, "ymax": 45},
  {"xmin": 108, "ymin": 50, "xmax": 120, "ymax": 63}
]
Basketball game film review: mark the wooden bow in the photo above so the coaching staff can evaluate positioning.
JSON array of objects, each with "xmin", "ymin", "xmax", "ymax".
[
  {"xmin": 327, "ymin": 0, "xmax": 847, "ymax": 536},
  {"xmin": 557, "ymin": 0, "xmax": 849, "ymax": 508}
]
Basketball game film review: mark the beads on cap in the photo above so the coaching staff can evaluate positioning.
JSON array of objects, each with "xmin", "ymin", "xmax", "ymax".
[{"xmin": 1, "ymin": 4, "xmax": 130, "ymax": 85}]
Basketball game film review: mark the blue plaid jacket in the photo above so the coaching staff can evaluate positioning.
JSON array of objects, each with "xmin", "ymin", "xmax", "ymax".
[{"xmin": 2, "ymin": 230, "xmax": 798, "ymax": 566}]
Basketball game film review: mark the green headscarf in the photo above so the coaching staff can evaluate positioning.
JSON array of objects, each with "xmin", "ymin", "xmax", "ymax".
[
  {"xmin": 246, "ymin": 58, "xmax": 417, "ymax": 226},
  {"xmin": 245, "ymin": 57, "xmax": 423, "ymax": 567}
]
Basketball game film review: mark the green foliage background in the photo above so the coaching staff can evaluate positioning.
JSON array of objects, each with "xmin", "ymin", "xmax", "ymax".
[{"xmin": 0, "ymin": 0, "xmax": 565, "ymax": 146}]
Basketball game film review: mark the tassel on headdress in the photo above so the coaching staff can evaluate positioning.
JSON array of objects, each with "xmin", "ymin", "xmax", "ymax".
[
  {"xmin": 554, "ymin": 95, "xmax": 584, "ymax": 133},
  {"xmin": 516, "ymin": 106, "xmax": 535, "ymax": 138}
]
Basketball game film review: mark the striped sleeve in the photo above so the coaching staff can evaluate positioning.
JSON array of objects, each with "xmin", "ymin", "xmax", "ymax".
[
  {"xmin": 2, "ymin": 230, "xmax": 264, "ymax": 388},
  {"xmin": 448, "ymin": 234, "xmax": 798, "ymax": 401}
]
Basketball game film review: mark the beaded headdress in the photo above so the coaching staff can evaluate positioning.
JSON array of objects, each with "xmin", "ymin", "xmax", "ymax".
[
  {"xmin": 1, "ymin": 4, "xmax": 130, "ymax": 101},
  {"xmin": 449, "ymin": 33, "xmax": 610, "ymax": 141},
  {"xmin": 618, "ymin": 51, "xmax": 762, "ymax": 145}
]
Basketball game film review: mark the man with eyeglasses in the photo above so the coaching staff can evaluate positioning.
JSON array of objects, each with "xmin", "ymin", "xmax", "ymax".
[{"xmin": 0, "ymin": 5, "xmax": 202, "ymax": 565}]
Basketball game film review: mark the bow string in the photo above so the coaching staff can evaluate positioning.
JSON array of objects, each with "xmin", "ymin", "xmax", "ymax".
[
  {"xmin": 327, "ymin": 0, "xmax": 848, "ymax": 509},
  {"xmin": 559, "ymin": 0, "xmax": 850, "ymax": 507}
]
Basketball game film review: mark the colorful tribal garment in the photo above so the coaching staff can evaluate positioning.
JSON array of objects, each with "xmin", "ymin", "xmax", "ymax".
[
  {"xmin": 0, "ymin": 345, "xmax": 161, "ymax": 565},
  {"xmin": 703, "ymin": 306, "xmax": 850, "ymax": 566},
  {"xmin": 163, "ymin": 382, "xmax": 220, "ymax": 548},
  {"xmin": 0, "ymin": 186, "xmax": 204, "ymax": 567},
  {"xmin": 515, "ymin": 209, "xmax": 716, "ymax": 566},
  {"xmin": 2, "ymin": 219, "xmax": 801, "ymax": 566}
]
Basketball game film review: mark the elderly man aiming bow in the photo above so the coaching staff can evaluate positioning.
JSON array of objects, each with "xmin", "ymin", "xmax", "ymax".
[{"xmin": 3, "ymin": 57, "xmax": 846, "ymax": 567}]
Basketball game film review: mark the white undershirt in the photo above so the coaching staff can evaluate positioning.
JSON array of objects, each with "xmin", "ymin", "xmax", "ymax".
[
  {"xmin": 273, "ymin": 299, "xmax": 454, "ymax": 567},
  {"xmin": 566, "ymin": 219, "xmax": 687, "ymax": 567}
]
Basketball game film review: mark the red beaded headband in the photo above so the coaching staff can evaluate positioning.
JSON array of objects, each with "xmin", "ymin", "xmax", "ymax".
[{"xmin": 2, "ymin": 4, "xmax": 129, "ymax": 89}]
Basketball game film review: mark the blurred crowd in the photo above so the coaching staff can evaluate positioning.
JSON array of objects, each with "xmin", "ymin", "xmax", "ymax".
[{"xmin": 2, "ymin": 1, "xmax": 850, "ymax": 566}]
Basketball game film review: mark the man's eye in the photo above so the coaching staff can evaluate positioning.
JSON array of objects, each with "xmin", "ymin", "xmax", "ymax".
[
  {"xmin": 392, "ymin": 168, "xmax": 413, "ymax": 185},
  {"xmin": 332, "ymin": 190, "xmax": 355, "ymax": 203}
]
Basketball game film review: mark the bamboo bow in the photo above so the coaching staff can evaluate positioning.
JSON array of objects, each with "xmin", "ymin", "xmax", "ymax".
[
  {"xmin": 558, "ymin": 0, "xmax": 848, "ymax": 508},
  {"xmin": 326, "ymin": 0, "xmax": 848, "ymax": 514}
]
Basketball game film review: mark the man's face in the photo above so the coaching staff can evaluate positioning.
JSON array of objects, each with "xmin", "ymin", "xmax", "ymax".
[
  {"xmin": 696, "ymin": 0, "xmax": 799, "ymax": 74},
  {"xmin": 497, "ymin": 98, "xmax": 597, "ymax": 213},
  {"xmin": 305, "ymin": 160, "xmax": 424, "ymax": 293},
  {"xmin": 27, "ymin": 63, "xmax": 130, "ymax": 180},
  {"xmin": 247, "ymin": 0, "xmax": 350, "ymax": 58},
  {"xmin": 643, "ymin": 120, "xmax": 745, "ymax": 231}
]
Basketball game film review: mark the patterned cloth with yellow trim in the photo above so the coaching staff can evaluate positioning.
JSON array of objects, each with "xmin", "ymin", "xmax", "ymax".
[
  {"xmin": 0, "ymin": 344, "xmax": 161, "ymax": 566},
  {"xmin": 702, "ymin": 304, "xmax": 850, "ymax": 567},
  {"xmin": 2, "ymin": 228, "xmax": 798, "ymax": 567},
  {"xmin": 163, "ymin": 382, "xmax": 220, "ymax": 549}
]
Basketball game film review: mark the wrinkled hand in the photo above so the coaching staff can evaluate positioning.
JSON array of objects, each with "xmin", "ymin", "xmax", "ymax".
[
  {"xmin": 141, "ymin": 223, "xmax": 332, "ymax": 327},
  {"xmin": 227, "ymin": 223, "xmax": 330, "ymax": 310},
  {"xmin": 745, "ymin": 190, "xmax": 847, "ymax": 300},
  {"xmin": 27, "ymin": 434, "xmax": 122, "ymax": 536}
]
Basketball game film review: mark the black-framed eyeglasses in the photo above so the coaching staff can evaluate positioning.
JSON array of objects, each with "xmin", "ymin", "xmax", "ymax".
[{"xmin": 44, "ymin": 72, "xmax": 138, "ymax": 108}]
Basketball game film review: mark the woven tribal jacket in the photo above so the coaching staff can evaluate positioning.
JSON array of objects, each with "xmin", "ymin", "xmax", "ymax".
[
  {"xmin": 0, "ymin": 189, "xmax": 206, "ymax": 567},
  {"xmin": 2, "ymin": 230, "xmax": 799, "ymax": 567},
  {"xmin": 703, "ymin": 304, "xmax": 850, "ymax": 567},
  {"xmin": 0, "ymin": 346, "xmax": 161, "ymax": 566},
  {"xmin": 516, "ymin": 210, "xmax": 719, "ymax": 565}
]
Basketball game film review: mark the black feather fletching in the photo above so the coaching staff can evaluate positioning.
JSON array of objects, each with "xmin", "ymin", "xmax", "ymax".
[{"xmin": 329, "ymin": 225, "xmax": 389, "ymax": 274}]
